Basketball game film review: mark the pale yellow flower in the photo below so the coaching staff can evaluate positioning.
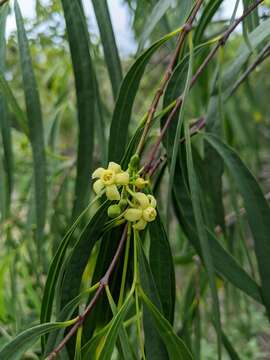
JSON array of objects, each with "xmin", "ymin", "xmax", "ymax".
[
  {"xmin": 124, "ymin": 192, "xmax": 157, "ymax": 230},
  {"xmin": 92, "ymin": 162, "xmax": 129, "ymax": 201}
]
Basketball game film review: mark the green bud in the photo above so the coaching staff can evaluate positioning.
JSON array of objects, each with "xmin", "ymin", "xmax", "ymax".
[
  {"xmin": 128, "ymin": 154, "xmax": 140, "ymax": 171},
  {"xmin": 107, "ymin": 204, "xmax": 121, "ymax": 218}
]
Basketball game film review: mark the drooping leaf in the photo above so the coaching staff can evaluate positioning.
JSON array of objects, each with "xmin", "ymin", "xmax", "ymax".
[
  {"xmin": 0, "ymin": 321, "xmax": 75, "ymax": 360},
  {"xmin": 0, "ymin": 71, "xmax": 28, "ymax": 135},
  {"xmin": 138, "ymin": 0, "xmax": 182, "ymax": 52},
  {"xmin": 97, "ymin": 295, "xmax": 132, "ymax": 360},
  {"xmin": 40, "ymin": 198, "xmax": 101, "ymax": 330},
  {"xmin": 140, "ymin": 289, "xmax": 193, "ymax": 360},
  {"xmin": 203, "ymin": 133, "xmax": 270, "ymax": 313},
  {"xmin": 59, "ymin": 201, "xmax": 109, "ymax": 308},
  {"xmin": 184, "ymin": 121, "xmax": 222, "ymax": 358},
  {"xmin": 108, "ymin": 28, "xmax": 181, "ymax": 162},
  {"xmin": 61, "ymin": 0, "xmax": 97, "ymax": 218},
  {"xmin": 14, "ymin": 0, "xmax": 47, "ymax": 254},
  {"xmin": 137, "ymin": 233, "xmax": 169, "ymax": 360},
  {"xmin": 173, "ymin": 159, "xmax": 262, "ymax": 303},
  {"xmin": 0, "ymin": 4, "xmax": 12, "ymax": 215},
  {"xmin": 193, "ymin": 0, "xmax": 223, "ymax": 44},
  {"xmin": 149, "ymin": 214, "xmax": 175, "ymax": 324},
  {"xmin": 92, "ymin": 0, "xmax": 122, "ymax": 100}
]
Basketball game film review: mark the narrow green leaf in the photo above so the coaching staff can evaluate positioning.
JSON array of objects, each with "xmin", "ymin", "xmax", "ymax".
[
  {"xmin": 15, "ymin": 0, "xmax": 47, "ymax": 250},
  {"xmin": 194, "ymin": 0, "xmax": 223, "ymax": 44},
  {"xmin": 0, "ymin": 4, "xmax": 13, "ymax": 215},
  {"xmin": 149, "ymin": 214, "xmax": 175, "ymax": 323},
  {"xmin": 222, "ymin": 331, "xmax": 241, "ymax": 360},
  {"xmin": 0, "ymin": 321, "xmax": 74, "ymax": 360},
  {"xmin": 184, "ymin": 122, "xmax": 222, "ymax": 358},
  {"xmin": 60, "ymin": 201, "xmax": 109, "ymax": 308},
  {"xmin": 97, "ymin": 296, "xmax": 132, "ymax": 360},
  {"xmin": 167, "ymin": 32, "xmax": 193, "ymax": 223},
  {"xmin": 92, "ymin": 0, "xmax": 122, "ymax": 100},
  {"xmin": 137, "ymin": 234, "xmax": 169, "ymax": 360},
  {"xmin": 173, "ymin": 162, "xmax": 262, "ymax": 303},
  {"xmin": 138, "ymin": 0, "xmax": 177, "ymax": 52},
  {"xmin": 40, "ymin": 198, "xmax": 101, "ymax": 330},
  {"xmin": 61, "ymin": 0, "xmax": 96, "ymax": 218},
  {"xmin": 44, "ymin": 283, "xmax": 98, "ymax": 355},
  {"xmin": 203, "ymin": 133, "xmax": 270, "ymax": 313},
  {"xmin": 222, "ymin": 18, "xmax": 270, "ymax": 92},
  {"xmin": 108, "ymin": 28, "xmax": 181, "ymax": 162},
  {"xmin": 140, "ymin": 289, "xmax": 193, "ymax": 360},
  {"xmin": 0, "ymin": 71, "xmax": 28, "ymax": 135},
  {"xmin": 242, "ymin": 0, "xmax": 259, "ymax": 33}
]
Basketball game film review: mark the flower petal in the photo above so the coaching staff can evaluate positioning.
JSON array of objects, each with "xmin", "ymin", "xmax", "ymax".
[
  {"xmin": 115, "ymin": 172, "xmax": 129, "ymax": 185},
  {"xmin": 106, "ymin": 184, "xmax": 120, "ymax": 201},
  {"xmin": 124, "ymin": 208, "xmax": 142, "ymax": 222},
  {"xmin": 133, "ymin": 192, "xmax": 149, "ymax": 209},
  {"xmin": 92, "ymin": 167, "xmax": 104, "ymax": 179},
  {"xmin": 108, "ymin": 161, "xmax": 122, "ymax": 173},
  {"xmin": 147, "ymin": 195, "xmax": 157, "ymax": 208},
  {"xmin": 143, "ymin": 206, "xmax": 157, "ymax": 222},
  {"xmin": 133, "ymin": 219, "xmax": 147, "ymax": 231},
  {"xmin": 93, "ymin": 179, "xmax": 104, "ymax": 194}
]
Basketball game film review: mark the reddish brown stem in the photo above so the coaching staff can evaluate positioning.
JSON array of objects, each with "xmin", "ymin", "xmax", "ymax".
[
  {"xmin": 47, "ymin": 225, "xmax": 128, "ymax": 359},
  {"xmin": 135, "ymin": 0, "xmax": 204, "ymax": 155},
  {"xmin": 144, "ymin": 0, "xmax": 264, "ymax": 171}
]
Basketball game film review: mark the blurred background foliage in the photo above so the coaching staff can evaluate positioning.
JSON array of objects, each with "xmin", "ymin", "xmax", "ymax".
[{"xmin": 1, "ymin": 0, "xmax": 270, "ymax": 359}]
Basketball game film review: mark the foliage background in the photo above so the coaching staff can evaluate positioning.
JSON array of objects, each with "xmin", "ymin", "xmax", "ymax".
[{"xmin": 0, "ymin": 0, "xmax": 270, "ymax": 359}]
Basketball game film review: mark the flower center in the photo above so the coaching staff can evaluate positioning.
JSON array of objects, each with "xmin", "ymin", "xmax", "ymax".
[{"xmin": 101, "ymin": 170, "xmax": 115, "ymax": 185}]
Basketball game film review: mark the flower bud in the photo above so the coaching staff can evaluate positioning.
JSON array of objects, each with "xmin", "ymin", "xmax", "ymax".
[
  {"xmin": 135, "ymin": 177, "xmax": 148, "ymax": 189},
  {"xmin": 143, "ymin": 206, "xmax": 157, "ymax": 222},
  {"xmin": 107, "ymin": 204, "xmax": 121, "ymax": 218},
  {"xmin": 129, "ymin": 154, "xmax": 140, "ymax": 171}
]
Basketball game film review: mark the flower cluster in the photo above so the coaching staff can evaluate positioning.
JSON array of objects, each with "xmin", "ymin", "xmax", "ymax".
[{"xmin": 92, "ymin": 161, "xmax": 157, "ymax": 230}]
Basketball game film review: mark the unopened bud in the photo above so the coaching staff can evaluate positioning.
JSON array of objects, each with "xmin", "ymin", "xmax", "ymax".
[
  {"xmin": 135, "ymin": 177, "xmax": 148, "ymax": 189},
  {"xmin": 107, "ymin": 204, "xmax": 121, "ymax": 218}
]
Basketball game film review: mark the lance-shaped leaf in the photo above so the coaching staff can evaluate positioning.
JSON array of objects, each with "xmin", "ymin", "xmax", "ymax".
[
  {"xmin": 203, "ymin": 133, "xmax": 270, "ymax": 314},
  {"xmin": 61, "ymin": 0, "xmax": 96, "ymax": 219},
  {"xmin": 173, "ymin": 158, "xmax": 262, "ymax": 303},
  {"xmin": 140, "ymin": 289, "xmax": 193, "ymax": 360},
  {"xmin": 149, "ymin": 214, "xmax": 175, "ymax": 324},
  {"xmin": 14, "ymin": 0, "xmax": 47, "ymax": 253},
  {"xmin": 92, "ymin": 0, "xmax": 122, "ymax": 100},
  {"xmin": 0, "ymin": 321, "xmax": 75, "ymax": 360},
  {"xmin": 137, "ymin": 234, "xmax": 169, "ymax": 360},
  {"xmin": 0, "ymin": 4, "xmax": 13, "ymax": 215},
  {"xmin": 108, "ymin": 28, "xmax": 181, "ymax": 162}
]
